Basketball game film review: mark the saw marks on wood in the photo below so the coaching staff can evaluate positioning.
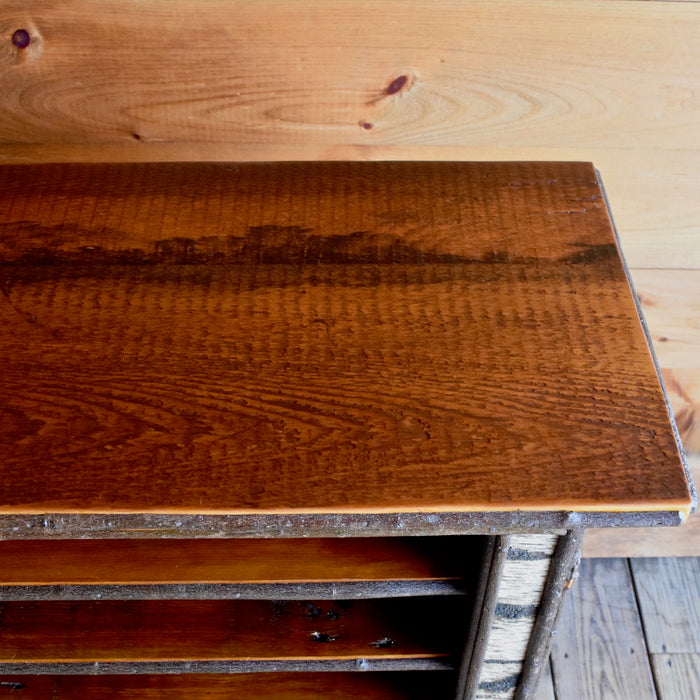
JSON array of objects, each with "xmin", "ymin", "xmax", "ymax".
[{"xmin": 0, "ymin": 161, "xmax": 691, "ymax": 518}]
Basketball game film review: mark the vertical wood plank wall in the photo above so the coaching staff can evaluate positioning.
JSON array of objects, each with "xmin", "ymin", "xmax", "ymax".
[{"xmin": 1, "ymin": 0, "xmax": 698, "ymax": 551}]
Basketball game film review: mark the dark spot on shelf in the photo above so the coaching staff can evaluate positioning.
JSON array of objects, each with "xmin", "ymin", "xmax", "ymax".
[
  {"xmin": 132, "ymin": 133, "xmax": 142, "ymax": 141},
  {"xmin": 360, "ymin": 120, "xmax": 373, "ymax": 130},
  {"xmin": 370, "ymin": 637, "xmax": 396, "ymax": 648},
  {"xmin": 310, "ymin": 632, "xmax": 339, "ymax": 643},
  {"xmin": 12, "ymin": 29, "xmax": 31, "ymax": 49},
  {"xmin": 305, "ymin": 604, "xmax": 323, "ymax": 619},
  {"xmin": 659, "ymin": 337, "xmax": 669, "ymax": 343},
  {"xmin": 386, "ymin": 75, "xmax": 408, "ymax": 95}
]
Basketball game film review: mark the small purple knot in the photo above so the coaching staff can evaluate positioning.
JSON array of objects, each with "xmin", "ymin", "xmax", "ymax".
[
  {"xmin": 386, "ymin": 75, "xmax": 408, "ymax": 96},
  {"xmin": 12, "ymin": 29, "xmax": 31, "ymax": 49}
]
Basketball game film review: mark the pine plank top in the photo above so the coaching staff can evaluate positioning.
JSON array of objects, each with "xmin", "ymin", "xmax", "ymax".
[{"xmin": 0, "ymin": 162, "xmax": 692, "ymax": 524}]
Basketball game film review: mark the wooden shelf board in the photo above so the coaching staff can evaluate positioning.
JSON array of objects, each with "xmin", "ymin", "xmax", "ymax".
[
  {"xmin": 0, "ymin": 672, "xmax": 457, "ymax": 699},
  {"xmin": 0, "ymin": 598, "xmax": 468, "ymax": 666},
  {"xmin": 0, "ymin": 538, "xmax": 472, "ymax": 585},
  {"xmin": 0, "ymin": 537, "xmax": 478, "ymax": 599}
]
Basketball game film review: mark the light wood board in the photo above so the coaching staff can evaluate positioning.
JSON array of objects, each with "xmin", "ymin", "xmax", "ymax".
[
  {"xmin": 651, "ymin": 654, "xmax": 700, "ymax": 700},
  {"xmin": 630, "ymin": 557, "xmax": 700, "ymax": 655},
  {"xmin": 549, "ymin": 558, "xmax": 656, "ymax": 700},
  {"xmin": 1, "ymin": 1, "xmax": 698, "ymax": 153}
]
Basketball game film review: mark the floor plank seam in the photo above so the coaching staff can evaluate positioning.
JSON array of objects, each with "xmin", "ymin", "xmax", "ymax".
[{"xmin": 627, "ymin": 557, "xmax": 662, "ymax": 700}]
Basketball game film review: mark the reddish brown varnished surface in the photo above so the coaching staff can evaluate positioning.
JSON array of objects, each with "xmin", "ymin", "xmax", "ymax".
[
  {"xmin": 0, "ymin": 537, "xmax": 469, "ymax": 585},
  {"xmin": 0, "ymin": 673, "xmax": 455, "ymax": 699},
  {"xmin": 0, "ymin": 162, "xmax": 692, "ymax": 516},
  {"xmin": 0, "ymin": 598, "xmax": 463, "ymax": 662}
]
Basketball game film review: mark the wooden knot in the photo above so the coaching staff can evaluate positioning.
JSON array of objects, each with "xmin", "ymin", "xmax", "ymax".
[{"xmin": 12, "ymin": 29, "xmax": 31, "ymax": 49}]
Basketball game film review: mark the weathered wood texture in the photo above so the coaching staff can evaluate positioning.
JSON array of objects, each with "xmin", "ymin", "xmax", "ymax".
[
  {"xmin": 651, "ymin": 654, "xmax": 700, "ymax": 700},
  {"xmin": 0, "ymin": 672, "xmax": 457, "ymax": 698},
  {"xmin": 537, "ymin": 556, "xmax": 700, "ymax": 699},
  {"xmin": 0, "ymin": 597, "xmax": 467, "ymax": 671},
  {"xmin": 531, "ymin": 662, "xmax": 555, "ymax": 700},
  {"xmin": 0, "ymin": 161, "xmax": 691, "ymax": 520},
  {"xmin": 549, "ymin": 558, "xmax": 657, "ymax": 700},
  {"xmin": 630, "ymin": 557, "xmax": 700, "ymax": 655}
]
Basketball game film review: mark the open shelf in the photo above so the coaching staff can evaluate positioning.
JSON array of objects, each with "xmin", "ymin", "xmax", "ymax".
[
  {"xmin": 0, "ymin": 537, "xmax": 481, "ymax": 600},
  {"xmin": 0, "ymin": 597, "xmax": 470, "ymax": 673},
  {"xmin": 0, "ymin": 672, "xmax": 457, "ymax": 699}
]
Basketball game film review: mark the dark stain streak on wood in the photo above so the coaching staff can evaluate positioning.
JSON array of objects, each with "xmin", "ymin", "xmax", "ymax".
[
  {"xmin": 1, "ymin": 220, "xmax": 617, "ymax": 269},
  {"xmin": 563, "ymin": 243, "xmax": 619, "ymax": 265},
  {"xmin": 0, "ymin": 161, "xmax": 691, "ymax": 518}
]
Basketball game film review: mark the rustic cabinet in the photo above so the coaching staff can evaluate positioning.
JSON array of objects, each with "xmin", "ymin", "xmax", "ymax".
[{"xmin": 0, "ymin": 162, "xmax": 693, "ymax": 699}]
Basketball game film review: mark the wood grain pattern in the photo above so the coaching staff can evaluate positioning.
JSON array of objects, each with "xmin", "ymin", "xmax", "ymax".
[
  {"xmin": 0, "ymin": 161, "xmax": 691, "ymax": 517},
  {"xmin": 630, "ymin": 557, "xmax": 700, "ymax": 654},
  {"xmin": 663, "ymin": 369, "xmax": 700, "ymax": 458},
  {"xmin": 633, "ymin": 271, "xmax": 700, "ymax": 371},
  {"xmin": 531, "ymin": 662, "xmax": 555, "ymax": 700},
  {"xmin": 0, "ymin": 673, "xmax": 457, "ymax": 699},
  {"xmin": 549, "ymin": 559, "xmax": 656, "ymax": 700},
  {"xmin": 651, "ymin": 654, "xmax": 700, "ymax": 700},
  {"xmin": 1, "ymin": 145, "xmax": 698, "ymax": 273},
  {"xmin": 0, "ymin": 537, "xmax": 470, "ymax": 586},
  {"xmin": 0, "ymin": 1, "xmax": 698, "ymax": 152},
  {"xmin": 0, "ymin": 536, "xmax": 479, "ymax": 600},
  {"xmin": 0, "ymin": 598, "xmax": 466, "ymax": 666}
]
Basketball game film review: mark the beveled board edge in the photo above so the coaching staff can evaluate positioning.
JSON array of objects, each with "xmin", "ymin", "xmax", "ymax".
[
  {"xmin": 597, "ymin": 169, "xmax": 697, "ymax": 515},
  {"xmin": 0, "ymin": 511, "xmax": 683, "ymax": 540}
]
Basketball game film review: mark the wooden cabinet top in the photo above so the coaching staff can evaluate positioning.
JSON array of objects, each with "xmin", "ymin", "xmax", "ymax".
[{"xmin": 0, "ymin": 162, "xmax": 693, "ymax": 536}]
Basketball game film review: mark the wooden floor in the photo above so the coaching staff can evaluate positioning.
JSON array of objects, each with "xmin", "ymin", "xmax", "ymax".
[{"xmin": 535, "ymin": 557, "xmax": 700, "ymax": 700}]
